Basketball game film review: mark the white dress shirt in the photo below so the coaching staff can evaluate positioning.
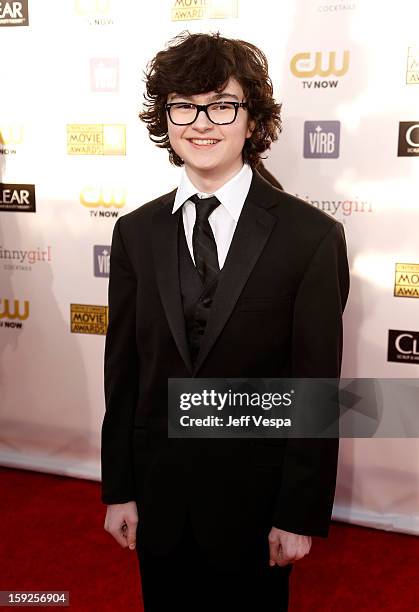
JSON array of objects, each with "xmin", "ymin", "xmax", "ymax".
[{"xmin": 172, "ymin": 163, "xmax": 253, "ymax": 268}]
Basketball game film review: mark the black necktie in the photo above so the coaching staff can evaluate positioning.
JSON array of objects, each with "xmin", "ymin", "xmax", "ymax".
[{"xmin": 189, "ymin": 194, "xmax": 221, "ymax": 287}]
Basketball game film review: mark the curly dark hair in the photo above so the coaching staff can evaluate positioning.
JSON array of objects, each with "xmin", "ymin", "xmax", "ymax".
[{"xmin": 139, "ymin": 31, "xmax": 282, "ymax": 168}]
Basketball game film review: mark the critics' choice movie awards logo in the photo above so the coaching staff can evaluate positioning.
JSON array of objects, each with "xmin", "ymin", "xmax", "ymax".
[
  {"xmin": 0, "ymin": 298, "xmax": 29, "ymax": 329},
  {"xmin": 0, "ymin": 0, "xmax": 28, "ymax": 26},
  {"xmin": 406, "ymin": 47, "xmax": 419, "ymax": 85},
  {"xmin": 74, "ymin": 0, "xmax": 114, "ymax": 25},
  {"xmin": 290, "ymin": 51, "xmax": 350, "ymax": 88},
  {"xmin": 80, "ymin": 186, "xmax": 126, "ymax": 218},
  {"xmin": 0, "ymin": 124, "xmax": 24, "ymax": 155},
  {"xmin": 94, "ymin": 245, "xmax": 110, "ymax": 277},
  {"xmin": 304, "ymin": 121, "xmax": 340, "ymax": 158},
  {"xmin": 394, "ymin": 263, "xmax": 419, "ymax": 298},
  {"xmin": 0, "ymin": 245, "xmax": 52, "ymax": 272},
  {"xmin": 0, "ymin": 183, "xmax": 36, "ymax": 212},
  {"xmin": 388, "ymin": 330, "xmax": 419, "ymax": 364},
  {"xmin": 90, "ymin": 58, "xmax": 119, "ymax": 92},
  {"xmin": 71, "ymin": 304, "xmax": 108, "ymax": 335},
  {"xmin": 67, "ymin": 125, "xmax": 126, "ymax": 155},
  {"xmin": 171, "ymin": 0, "xmax": 238, "ymax": 21},
  {"xmin": 398, "ymin": 122, "xmax": 419, "ymax": 156}
]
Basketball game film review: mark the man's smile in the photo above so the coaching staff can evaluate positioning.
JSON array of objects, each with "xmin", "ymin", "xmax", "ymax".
[{"xmin": 187, "ymin": 138, "xmax": 221, "ymax": 148}]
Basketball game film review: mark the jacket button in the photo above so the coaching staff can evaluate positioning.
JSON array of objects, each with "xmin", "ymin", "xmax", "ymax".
[{"xmin": 202, "ymin": 297, "xmax": 212, "ymax": 307}]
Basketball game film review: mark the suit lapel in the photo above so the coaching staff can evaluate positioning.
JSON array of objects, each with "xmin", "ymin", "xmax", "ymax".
[
  {"xmin": 193, "ymin": 172, "xmax": 278, "ymax": 374},
  {"xmin": 152, "ymin": 189, "xmax": 194, "ymax": 374}
]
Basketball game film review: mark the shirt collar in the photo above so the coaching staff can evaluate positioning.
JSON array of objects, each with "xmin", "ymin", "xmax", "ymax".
[{"xmin": 172, "ymin": 164, "xmax": 253, "ymax": 222}]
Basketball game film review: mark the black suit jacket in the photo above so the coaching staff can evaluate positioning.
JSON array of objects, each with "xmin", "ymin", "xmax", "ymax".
[{"xmin": 101, "ymin": 170, "xmax": 350, "ymax": 566}]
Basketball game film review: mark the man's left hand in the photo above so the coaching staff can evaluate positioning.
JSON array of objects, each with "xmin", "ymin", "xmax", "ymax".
[{"xmin": 268, "ymin": 527, "xmax": 312, "ymax": 567}]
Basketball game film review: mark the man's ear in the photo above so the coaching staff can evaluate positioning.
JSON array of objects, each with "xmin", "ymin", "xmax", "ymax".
[{"xmin": 246, "ymin": 119, "xmax": 256, "ymax": 139}]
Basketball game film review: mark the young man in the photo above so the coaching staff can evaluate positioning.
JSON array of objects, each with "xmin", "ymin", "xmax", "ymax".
[{"xmin": 101, "ymin": 32, "xmax": 349, "ymax": 612}]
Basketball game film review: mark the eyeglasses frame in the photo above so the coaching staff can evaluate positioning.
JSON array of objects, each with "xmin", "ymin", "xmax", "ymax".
[{"xmin": 165, "ymin": 101, "xmax": 248, "ymax": 126}]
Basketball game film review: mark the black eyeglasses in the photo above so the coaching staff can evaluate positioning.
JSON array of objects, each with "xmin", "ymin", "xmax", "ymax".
[{"xmin": 165, "ymin": 101, "xmax": 248, "ymax": 126}]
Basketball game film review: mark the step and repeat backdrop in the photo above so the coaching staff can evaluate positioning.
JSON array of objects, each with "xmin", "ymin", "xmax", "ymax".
[{"xmin": 1, "ymin": 0, "xmax": 418, "ymax": 533}]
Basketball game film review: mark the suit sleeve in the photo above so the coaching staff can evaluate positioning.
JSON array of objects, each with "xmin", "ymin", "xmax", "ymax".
[
  {"xmin": 101, "ymin": 217, "xmax": 139, "ymax": 504},
  {"xmin": 272, "ymin": 221, "xmax": 350, "ymax": 536}
]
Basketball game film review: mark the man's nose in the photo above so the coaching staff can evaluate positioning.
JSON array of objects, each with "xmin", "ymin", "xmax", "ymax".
[{"xmin": 192, "ymin": 108, "xmax": 213, "ymax": 130}]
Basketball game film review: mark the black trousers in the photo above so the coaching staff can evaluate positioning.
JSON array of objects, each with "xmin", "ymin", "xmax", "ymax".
[{"xmin": 136, "ymin": 517, "xmax": 292, "ymax": 612}]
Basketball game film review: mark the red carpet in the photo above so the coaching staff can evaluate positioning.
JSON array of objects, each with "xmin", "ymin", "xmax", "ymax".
[{"xmin": 0, "ymin": 467, "xmax": 418, "ymax": 611}]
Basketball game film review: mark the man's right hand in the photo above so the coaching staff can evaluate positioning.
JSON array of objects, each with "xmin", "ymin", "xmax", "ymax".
[{"xmin": 104, "ymin": 501, "xmax": 138, "ymax": 550}]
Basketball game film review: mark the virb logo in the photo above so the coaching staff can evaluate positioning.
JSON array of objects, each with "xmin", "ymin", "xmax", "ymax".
[
  {"xmin": 94, "ymin": 245, "xmax": 110, "ymax": 277},
  {"xmin": 304, "ymin": 121, "xmax": 340, "ymax": 158},
  {"xmin": 90, "ymin": 58, "xmax": 119, "ymax": 92}
]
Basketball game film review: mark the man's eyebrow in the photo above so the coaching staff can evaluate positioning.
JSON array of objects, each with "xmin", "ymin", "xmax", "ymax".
[
  {"xmin": 209, "ymin": 92, "xmax": 240, "ymax": 101},
  {"xmin": 167, "ymin": 92, "xmax": 240, "ymax": 102}
]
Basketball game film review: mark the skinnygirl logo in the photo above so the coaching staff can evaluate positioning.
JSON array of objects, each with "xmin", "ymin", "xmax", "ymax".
[
  {"xmin": 0, "ymin": 246, "xmax": 52, "ymax": 265},
  {"xmin": 295, "ymin": 194, "xmax": 373, "ymax": 217}
]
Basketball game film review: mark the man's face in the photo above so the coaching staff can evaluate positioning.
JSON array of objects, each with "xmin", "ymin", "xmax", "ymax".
[{"xmin": 166, "ymin": 77, "xmax": 253, "ymax": 180}]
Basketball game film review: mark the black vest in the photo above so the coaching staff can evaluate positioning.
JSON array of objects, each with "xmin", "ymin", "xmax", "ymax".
[{"xmin": 178, "ymin": 217, "xmax": 220, "ymax": 367}]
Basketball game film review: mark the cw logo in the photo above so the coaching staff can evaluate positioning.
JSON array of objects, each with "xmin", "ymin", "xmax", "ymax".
[
  {"xmin": 75, "ymin": 0, "xmax": 110, "ymax": 15},
  {"xmin": 290, "ymin": 51, "xmax": 350, "ymax": 78},
  {"xmin": 80, "ymin": 186, "xmax": 126, "ymax": 208},
  {"xmin": 0, "ymin": 299, "xmax": 30, "ymax": 320},
  {"xmin": 0, "ymin": 125, "xmax": 24, "ymax": 145}
]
